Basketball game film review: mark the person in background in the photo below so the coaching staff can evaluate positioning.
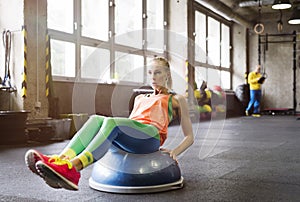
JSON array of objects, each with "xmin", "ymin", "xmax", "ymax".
[
  {"xmin": 24, "ymin": 57, "xmax": 194, "ymax": 191},
  {"xmin": 245, "ymin": 64, "xmax": 265, "ymax": 117}
]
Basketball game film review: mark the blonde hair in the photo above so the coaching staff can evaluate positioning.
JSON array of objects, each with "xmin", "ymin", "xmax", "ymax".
[{"xmin": 151, "ymin": 57, "xmax": 173, "ymax": 89}]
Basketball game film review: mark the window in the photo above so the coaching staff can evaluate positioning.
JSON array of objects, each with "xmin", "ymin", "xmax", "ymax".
[
  {"xmin": 221, "ymin": 24, "xmax": 230, "ymax": 68},
  {"xmin": 51, "ymin": 40, "xmax": 75, "ymax": 77},
  {"xmin": 81, "ymin": 0, "xmax": 109, "ymax": 41},
  {"xmin": 81, "ymin": 46, "xmax": 110, "ymax": 81},
  {"xmin": 207, "ymin": 68, "xmax": 220, "ymax": 87},
  {"xmin": 47, "ymin": 0, "xmax": 166, "ymax": 85},
  {"xmin": 195, "ymin": 66, "xmax": 207, "ymax": 87},
  {"xmin": 115, "ymin": 52, "xmax": 144, "ymax": 83},
  {"xmin": 221, "ymin": 70, "xmax": 230, "ymax": 89},
  {"xmin": 147, "ymin": 0, "xmax": 164, "ymax": 52},
  {"xmin": 115, "ymin": 0, "xmax": 143, "ymax": 48},
  {"xmin": 193, "ymin": 6, "xmax": 231, "ymax": 90},
  {"xmin": 195, "ymin": 11, "xmax": 206, "ymax": 63},
  {"xmin": 47, "ymin": 0, "xmax": 73, "ymax": 33},
  {"xmin": 207, "ymin": 17, "xmax": 220, "ymax": 66}
]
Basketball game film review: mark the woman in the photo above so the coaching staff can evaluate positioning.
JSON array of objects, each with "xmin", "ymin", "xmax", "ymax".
[{"xmin": 25, "ymin": 57, "xmax": 194, "ymax": 191}]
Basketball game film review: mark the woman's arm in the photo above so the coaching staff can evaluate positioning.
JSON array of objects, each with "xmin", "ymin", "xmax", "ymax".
[{"xmin": 164, "ymin": 94, "xmax": 194, "ymax": 160}]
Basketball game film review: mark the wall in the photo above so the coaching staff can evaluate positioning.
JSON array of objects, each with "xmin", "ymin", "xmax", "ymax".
[
  {"xmin": 232, "ymin": 23, "xmax": 248, "ymax": 89},
  {"xmin": 53, "ymin": 82, "xmax": 139, "ymax": 117},
  {"xmin": 248, "ymin": 13, "xmax": 300, "ymax": 111}
]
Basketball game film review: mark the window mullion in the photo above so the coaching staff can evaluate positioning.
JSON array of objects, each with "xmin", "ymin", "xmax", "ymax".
[
  {"xmin": 143, "ymin": 0, "xmax": 147, "ymax": 83},
  {"xmin": 164, "ymin": 0, "xmax": 168, "ymax": 58},
  {"xmin": 75, "ymin": 0, "xmax": 81, "ymax": 80},
  {"xmin": 219, "ymin": 22, "xmax": 222, "ymax": 69},
  {"xmin": 143, "ymin": 0, "xmax": 147, "ymax": 50},
  {"xmin": 205, "ymin": 15, "xmax": 208, "ymax": 64},
  {"xmin": 109, "ymin": 0, "xmax": 115, "ymax": 80}
]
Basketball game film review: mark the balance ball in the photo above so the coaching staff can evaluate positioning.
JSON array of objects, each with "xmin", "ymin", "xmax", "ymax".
[{"xmin": 89, "ymin": 145, "xmax": 183, "ymax": 193}]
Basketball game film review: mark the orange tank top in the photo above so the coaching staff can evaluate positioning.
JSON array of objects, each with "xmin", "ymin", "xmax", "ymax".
[{"xmin": 129, "ymin": 94, "xmax": 173, "ymax": 145}]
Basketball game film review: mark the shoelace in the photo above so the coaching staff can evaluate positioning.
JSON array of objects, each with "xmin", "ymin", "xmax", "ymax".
[{"xmin": 48, "ymin": 155, "xmax": 73, "ymax": 169}]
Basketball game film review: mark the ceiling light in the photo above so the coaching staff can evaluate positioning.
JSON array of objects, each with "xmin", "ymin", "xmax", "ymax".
[
  {"xmin": 288, "ymin": 6, "xmax": 300, "ymax": 24},
  {"xmin": 272, "ymin": 0, "xmax": 292, "ymax": 9}
]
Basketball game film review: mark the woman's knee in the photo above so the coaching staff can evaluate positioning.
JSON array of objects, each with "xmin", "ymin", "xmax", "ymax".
[
  {"xmin": 100, "ymin": 117, "xmax": 119, "ymax": 132},
  {"xmin": 88, "ymin": 114, "xmax": 105, "ymax": 123},
  {"xmin": 89, "ymin": 114, "xmax": 101, "ymax": 120},
  {"xmin": 102, "ymin": 117, "xmax": 114, "ymax": 124}
]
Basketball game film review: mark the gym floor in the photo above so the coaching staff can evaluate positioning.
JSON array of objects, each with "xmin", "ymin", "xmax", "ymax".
[{"xmin": 0, "ymin": 115, "xmax": 299, "ymax": 201}]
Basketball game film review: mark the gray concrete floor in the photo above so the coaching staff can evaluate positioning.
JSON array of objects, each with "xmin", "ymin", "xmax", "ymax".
[{"xmin": 0, "ymin": 115, "xmax": 300, "ymax": 202}]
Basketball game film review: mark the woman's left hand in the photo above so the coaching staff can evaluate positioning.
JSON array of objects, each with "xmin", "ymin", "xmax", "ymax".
[{"xmin": 160, "ymin": 148, "xmax": 178, "ymax": 163}]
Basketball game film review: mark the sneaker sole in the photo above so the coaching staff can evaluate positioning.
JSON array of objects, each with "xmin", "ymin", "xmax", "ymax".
[
  {"xmin": 36, "ymin": 161, "xmax": 78, "ymax": 191},
  {"xmin": 25, "ymin": 149, "xmax": 40, "ymax": 175},
  {"xmin": 25, "ymin": 150, "xmax": 61, "ymax": 189}
]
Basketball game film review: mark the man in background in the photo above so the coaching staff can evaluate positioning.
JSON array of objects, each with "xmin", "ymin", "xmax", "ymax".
[{"xmin": 245, "ymin": 64, "xmax": 266, "ymax": 117}]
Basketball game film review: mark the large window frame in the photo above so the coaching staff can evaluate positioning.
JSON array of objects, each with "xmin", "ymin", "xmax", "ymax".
[
  {"xmin": 47, "ymin": 0, "xmax": 167, "ymax": 85},
  {"xmin": 191, "ymin": 2, "xmax": 232, "ymax": 90}
]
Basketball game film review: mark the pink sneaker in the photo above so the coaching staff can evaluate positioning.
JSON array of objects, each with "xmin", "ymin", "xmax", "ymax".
[
  {"xmin": 25, "ymin": 149, "xmax": 61, "ymax": 189},
  {"xmin": 35, "ymin": 157, "xmax": 81, "ymax": 191}
]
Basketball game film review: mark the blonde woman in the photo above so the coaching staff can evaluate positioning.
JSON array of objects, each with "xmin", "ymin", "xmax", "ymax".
[{"xmin": 25, "ymin": 57, "xmax": 194, "ymax": 190}]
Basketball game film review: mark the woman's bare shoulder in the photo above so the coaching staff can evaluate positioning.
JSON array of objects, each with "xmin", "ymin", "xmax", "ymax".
[
  {"xmin": 173, "ymin": 94, "xmax": 186, "ymax": 102},
  {"xmin": 172, "ymin": 94, "xmax": 187, "ymax": 108}
]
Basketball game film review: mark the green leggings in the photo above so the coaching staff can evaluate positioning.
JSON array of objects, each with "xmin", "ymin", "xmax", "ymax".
[{"xmin": 60, "ymin": 115, "xmax": 160, "ymax": 168}]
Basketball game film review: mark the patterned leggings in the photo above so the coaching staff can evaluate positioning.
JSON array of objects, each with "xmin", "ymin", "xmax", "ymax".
[{"xmin": 59, "ymin": 115, "xmax": 160, "ymax": 168}]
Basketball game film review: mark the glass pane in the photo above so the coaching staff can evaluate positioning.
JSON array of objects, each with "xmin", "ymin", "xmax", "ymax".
[
  {"xmin": 115, "ymin": 52, "xmax": 144, "ymax": 83},
  {"xmin": 207, "ymin": 68, "xmax": 220, "ymax": 88},
  {"xmin": 47, "ymin": 0, "xmax": 73, "ymax": 33},
  {"xmin": 195, "ymin": 11, "xmax": 206, "ymax": 63},
  {"xmin": 82, "ymin": 0, "xmax": 109, "ymax": 41},
  {"xmin": 115, "ymin": 0, "xmax": 142, "ymax": 48},
  {"xmin": 81, "ymin": 46, "xmax": 110, "ymax": 80},
  {"xmin": 51, "ymin": 40, "xmax": 75, "ymax": 77},
  {"xmin": 147, "ymin": 0, "xmax": 164, "ymax": 52},
  {"xmin": 195, "ymin": 66, "xmax": 207, "ymax": 89},
  {"xmin": 221, "ymin": 24, "xmax": 230, "ymax": 68},
  {"xmin": 147, "ymin": 0, "xmax": 164, "ymax": 30},
  {"xmin": 221, "ymin": 70, "xmax": 230, "ymax": 89},
  {"xmin": 207, "ymin": 17, "xmax": 220, "ymax": 66}
]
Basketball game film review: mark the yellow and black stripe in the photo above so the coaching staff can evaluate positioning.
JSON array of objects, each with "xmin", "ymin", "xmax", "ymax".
[
  {"xmin": 22, "ymin": 25, "xmax": 27, "ymax": 98},
  {"xmin": 185, "ymin": 60, "xmax": 189, "ymax": 97},
  {"xmin": 45, "ymin": 32, "xmax": 53, "ymax": 98}
]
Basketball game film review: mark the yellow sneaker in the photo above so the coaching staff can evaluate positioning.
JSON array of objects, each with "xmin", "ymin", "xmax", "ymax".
[
  {"xmin": 245, "ymin": 111, "xmax": 249, "ymax": 116},
  {"xmin": 252, "ymin": 114, "xmax": 261, "ymax": 117}
]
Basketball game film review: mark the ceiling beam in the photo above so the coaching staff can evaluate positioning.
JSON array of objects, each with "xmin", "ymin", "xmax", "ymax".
[{"xmin": 195, "ymin": 0, "xmax": 254, "ymax": 28}]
